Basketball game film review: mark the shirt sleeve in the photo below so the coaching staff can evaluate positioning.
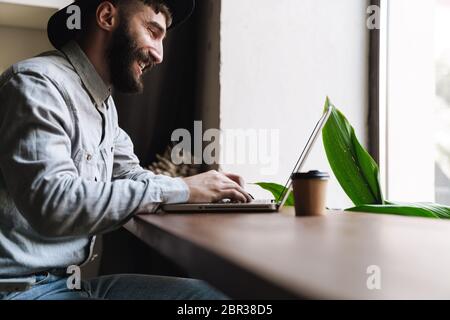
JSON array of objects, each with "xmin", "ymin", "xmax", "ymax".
[
  {"xmin": 0, "ymin": 71, "xmax": 187, "ymax": 238},
  {"xmin": 112, "ymin": 126, "xmax": 190, "ymax": 204}
]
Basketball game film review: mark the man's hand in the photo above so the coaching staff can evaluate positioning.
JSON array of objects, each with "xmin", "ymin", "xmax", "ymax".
[{"xmin": 182, "ymin": 170, "xmax": 252, "ymax": 203}]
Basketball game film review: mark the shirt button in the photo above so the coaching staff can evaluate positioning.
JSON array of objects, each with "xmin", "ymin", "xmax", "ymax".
[{"xmin": 87, "ymin": 154, "xmax": 92, "ymax": 161}]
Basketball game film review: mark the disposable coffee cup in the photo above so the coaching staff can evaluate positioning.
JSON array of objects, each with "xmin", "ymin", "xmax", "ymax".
[{"xmin": 291, "ymin": 171, "xmax": 330, "ymax": 217}]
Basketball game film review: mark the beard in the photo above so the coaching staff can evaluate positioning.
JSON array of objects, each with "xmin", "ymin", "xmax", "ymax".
[{"xmin": 107, "ymin": 18, "xmax": 155, "ymax": 94}]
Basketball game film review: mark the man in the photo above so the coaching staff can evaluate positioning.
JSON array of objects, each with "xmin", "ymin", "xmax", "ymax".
[{"xmin": 0, "ymin": 0, "xmax": 252, "ymax": 300}]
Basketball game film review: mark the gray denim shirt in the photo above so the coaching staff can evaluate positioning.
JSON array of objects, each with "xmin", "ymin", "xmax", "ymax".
[{"xmin": 0, "ymin": 41, "xmax": 189, "ymax": 277}]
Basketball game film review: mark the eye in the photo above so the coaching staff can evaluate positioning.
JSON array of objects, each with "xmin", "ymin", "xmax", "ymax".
[{"xmin": 147, "ymin": 27, "xmax": 155, "ymax": 37}]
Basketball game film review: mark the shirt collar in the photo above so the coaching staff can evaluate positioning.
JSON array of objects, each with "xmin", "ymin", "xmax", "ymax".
[{"xmin": 61, "ymin": 41, "xmax": 111, "ymax": 108}]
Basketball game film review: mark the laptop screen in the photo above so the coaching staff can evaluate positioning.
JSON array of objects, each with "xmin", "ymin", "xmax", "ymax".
[{"xmin": 276, "ymin": 105, "xmax": 333, "ymax": 207}]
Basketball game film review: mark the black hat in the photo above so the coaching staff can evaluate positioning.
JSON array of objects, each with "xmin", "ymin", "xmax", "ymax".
[{"xmin": 47, "ymin": 0, "xmax": 195, "ymax": 49}]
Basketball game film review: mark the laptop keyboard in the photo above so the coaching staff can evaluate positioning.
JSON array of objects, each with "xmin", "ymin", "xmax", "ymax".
[{"xmin": 217, "ymin": 199, "xmax": 274, "ymax": 204}]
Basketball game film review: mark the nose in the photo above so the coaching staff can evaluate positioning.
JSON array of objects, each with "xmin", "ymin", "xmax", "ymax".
[{"xmin": 149, "ymin": 41, "xmax": 163, "ymax": 64}]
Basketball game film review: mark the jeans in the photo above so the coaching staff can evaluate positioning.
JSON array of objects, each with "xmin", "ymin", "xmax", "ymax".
[{"xmin": 0, "ymin": 273, "xmax": 228, "ymax": 300}]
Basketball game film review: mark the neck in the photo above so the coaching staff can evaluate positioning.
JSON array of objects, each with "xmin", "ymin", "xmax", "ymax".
[{"xmin": 77, "ymin": 32, "xmax": 111, "ymax": 87}]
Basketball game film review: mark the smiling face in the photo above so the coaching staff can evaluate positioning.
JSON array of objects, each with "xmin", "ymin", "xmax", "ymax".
[{"xmin": 107, "ymin": 2, "xmax": 168, "ymax": 93}]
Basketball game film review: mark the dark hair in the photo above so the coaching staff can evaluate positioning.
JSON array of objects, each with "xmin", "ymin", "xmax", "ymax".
[
  {"xmin": 110, "ymin": 0, "xmax": 173, "ymax": 27},
  {"xmin": 81, "ymin": 0, "xmax": 173, "ymax": 32}
]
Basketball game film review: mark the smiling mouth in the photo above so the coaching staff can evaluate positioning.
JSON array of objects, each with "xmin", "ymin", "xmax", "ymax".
[
  {"xmin": 135, "ymin": 58, "xmax": 154, "ymax": 76},
  {"xmin": 138, "ymin": 61, "xmax": 147, "ymax": 71},
  {"xmin": 135, "ymin": 60, "xmax": 145, "ymax": 75}
]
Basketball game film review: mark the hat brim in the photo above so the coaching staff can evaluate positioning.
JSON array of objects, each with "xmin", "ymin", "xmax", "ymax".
[
  {"xmin": 165, "ymin": 0, "xmax": 196, "ymax": 29},
  {"xmin": 48, "ymin": 0, "xmax": 195, "ymax": 49}
]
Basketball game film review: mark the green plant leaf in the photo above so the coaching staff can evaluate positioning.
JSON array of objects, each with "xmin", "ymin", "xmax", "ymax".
[
  {"xmin": 254, "ymin": 182, "xmax": 295, "ymax": 206},
  {"xmin": 253, "ymin": 97, "xmax": 447, "ymax": 220},
  {"xmin": 322, "ymin": 97, "xmax": 384, "ymax": 206},
  {"xmin": 346, "ymin": 202, "xmax": 450, "ymax": 219}
]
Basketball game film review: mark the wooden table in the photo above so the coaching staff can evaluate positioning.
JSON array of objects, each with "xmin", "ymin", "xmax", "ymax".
[{"xmin": 124, "ymin": 207, "xmax": 450, "ymax": 299}]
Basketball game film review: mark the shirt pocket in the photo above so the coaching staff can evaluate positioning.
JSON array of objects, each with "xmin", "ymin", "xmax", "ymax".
[
  {"xmin": 73, "ymin": 148, "xmax": 101, "ymax": 182},
  {"xmin": 100, "ymin": 145, "xmax": 114, "ymax": 181}
]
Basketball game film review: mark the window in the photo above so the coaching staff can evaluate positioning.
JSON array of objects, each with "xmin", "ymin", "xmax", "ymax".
[
  {"xmin": 377, "ymin": 0, "xmax": 449, "ymax": 204},
  {"xmin": 434, "ymin": 0, "xmax": 450, "ymax": 205}
]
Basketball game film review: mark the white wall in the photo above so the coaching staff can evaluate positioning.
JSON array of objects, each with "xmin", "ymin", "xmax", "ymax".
[
  {"xmin": 0, "ymin": 1, "xmax": 71, "ymax": 72},
  {"xmin": 0, "ymin": 0, "xmax": 70, "ymax": 8},
  {"xmin": 219, "ymin": 0, "xmax": 370, "ymax": 209},
  {"xmin": 0, "ymin": 26, "xmax": 53, "ymax": 72},
  {"xmin": 0, "ymin": 1, "xmax": 71, "ymax": 30}
]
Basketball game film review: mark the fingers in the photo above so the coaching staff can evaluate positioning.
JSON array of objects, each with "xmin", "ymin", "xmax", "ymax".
[
  {"xmin": 219, "ymin": 172, "xmax": 252, "ymax": 203},
  {"xmin": 220, "ymin": 189, "xmax": 247, "ymax": 203},
  {"xmin": 222, "ymin": 172, "xmax": 245, "ymax": 187},
  {"xmin": 208, "ymin": 170, "xmax": 252, "ymax": 203},
  {"xmin": 221, "ymin": 182, "xmax": 253, "ymax": 203}
]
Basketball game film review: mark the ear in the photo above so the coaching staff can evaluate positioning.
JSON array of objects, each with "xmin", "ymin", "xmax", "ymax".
[{"xmin": 95, "ymin": 1, "xmax": 119, "ymax": 32}]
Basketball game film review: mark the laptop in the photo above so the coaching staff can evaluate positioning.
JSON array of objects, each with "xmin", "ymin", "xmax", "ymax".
[{"xmin": 160, "ymin": 104, "xmax": 333, "ymax": 213}]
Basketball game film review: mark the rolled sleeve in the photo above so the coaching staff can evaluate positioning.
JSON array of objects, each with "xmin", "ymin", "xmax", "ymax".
[{"xmin": 157, "ymin": 176, "xmax": 190, "ymax": 204}]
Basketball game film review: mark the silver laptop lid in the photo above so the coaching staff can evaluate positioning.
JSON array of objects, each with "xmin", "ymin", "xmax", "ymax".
[{"xmin": 277, "ymin": 104, "xmax": 333, "ymax": 208}]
